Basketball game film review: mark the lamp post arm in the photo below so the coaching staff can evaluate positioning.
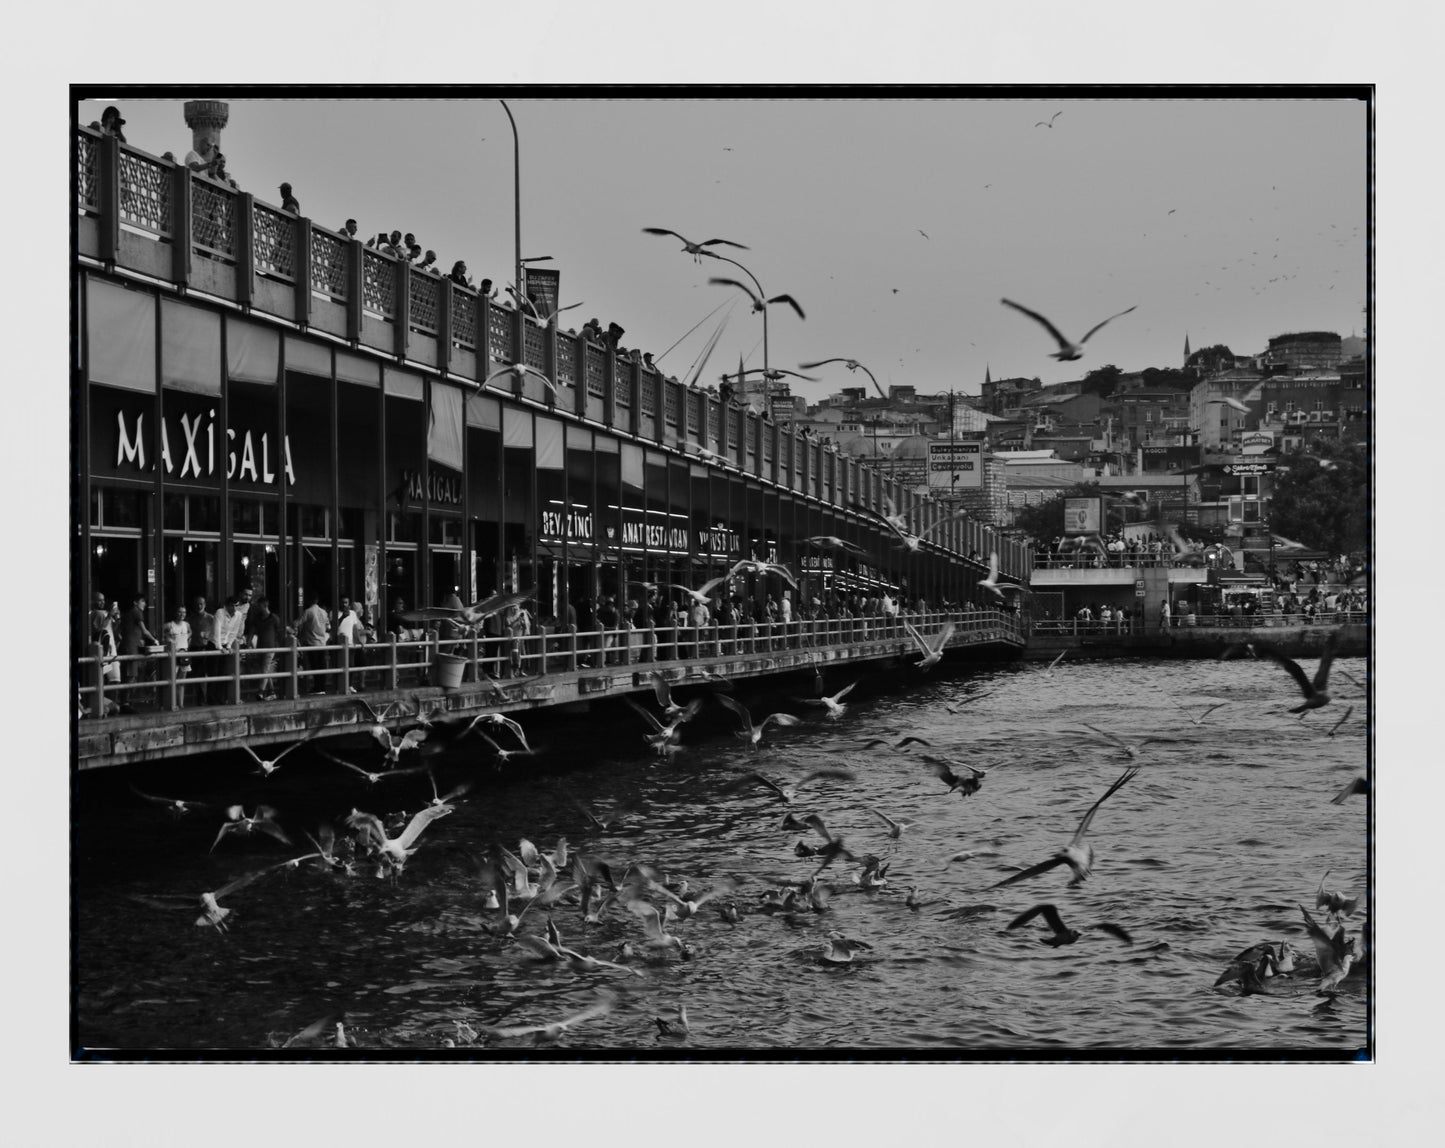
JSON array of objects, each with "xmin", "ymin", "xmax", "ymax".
[{"xmin": 499, "ymin": 100, "xmax": 522, "ymax": 313}]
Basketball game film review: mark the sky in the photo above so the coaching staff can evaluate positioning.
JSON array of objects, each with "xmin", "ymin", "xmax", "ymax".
[{"xmin": 77, "ymin": 94, "xmax": 1367, "ymax": 402}]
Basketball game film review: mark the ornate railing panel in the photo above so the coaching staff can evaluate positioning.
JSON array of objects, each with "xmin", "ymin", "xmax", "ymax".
[
  {"xmin": 77, "ymin": 129, "xmax": 101, "ymax": 216},
  {"xmin": 523, "ymin": 322, "xmax": 547, "ymax": 369},
  {"xmin": 585, "ymin": 346, "xmax": 608, "ymax": 398},
  {"xmin": 488, "ymin": 306, "xmax": 513, "ymax": 361},
  {"xmin": 310, "ymin": 228, "xmax": 348, "ymax": 301},
  {"xmin": 640, "ymin": 371, "xmax": 658, "ymax": 416},
  {"xmin": 450, "ymin": 287, "xmax": 476, "ymax": 347},
  {"xmin": 252, "ymin": 204, "xmax": 294, "ymax": 280},
  {"xmin": 118, "ymin": 148, "xmax": 173, "ymax": 237},
  {"xmin": 362, "ymin": 251, "xmax": 395, "ymax": 317},
  {"xmin": 556, "ymin": 336, "xmax": 577, "ymax": 385},
  {"xmin": 191, "ymin": 179, "xmax": 235, "ymax": 257},
  {"xmin": 410, "ymin": 270, "xmax": 438, "ymax": 333}
]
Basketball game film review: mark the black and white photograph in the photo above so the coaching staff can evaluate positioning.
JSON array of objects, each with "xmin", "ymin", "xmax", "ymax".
[{"xmin": 68, "ymin": 87, "xmax": 1375, "ymax": 1067}]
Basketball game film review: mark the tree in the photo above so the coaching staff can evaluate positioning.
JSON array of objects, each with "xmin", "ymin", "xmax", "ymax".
[
  {"xmin": 1139, "ymin": 366, "xmax": 1195, "ymax": 391},
  {"xmin": 1186, "ymin": 344, "xmax": 1234, "ymax": 374},
  {"xmin": 1012, "ymin": 483, "xmax": 1102, "ymax": 543},
  {"xmin": 1267, "ymin": 441, "xmax": 1368, "ymax": 559},
  {"xmin": 1079, "ymin": 364, "xmax": 1122, "ymax": 399}
]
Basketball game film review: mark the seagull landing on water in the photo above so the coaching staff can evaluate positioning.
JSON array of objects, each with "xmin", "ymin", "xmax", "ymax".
[
  {"xmin": 799, "ymin": 681, "xmax": 859, "ymax": 721},
  {"xmin": 642, "ymin": 227, "xmax": 748, "ymax": 262},
  {"xmin": 1298, "ymin": 904, "xmax": 1360, "ymax": 993},
  {"xmin": 990, "ymin": 766, "xmax": 1141, "ymax": 889},
  {"xmin": 1000, "ymin": 298, "xmax": 1137, "ymax": 361},
  {"xmin": 868, "ymin": 808, "xmax": 915, "ymax": 839},
  {"xmin": 485, "ymin": 989, "xmax": 618, "ymax": 1044},
  {"xmin": 1007, "ymin": 903, "xmax": 1133, "ymax": 948},
  {"xmin": 904, "ymin": 620, "xmax": 955, "ymax": 671}
]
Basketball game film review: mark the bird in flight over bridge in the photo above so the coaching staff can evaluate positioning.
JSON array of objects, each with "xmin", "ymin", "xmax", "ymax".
[
  {"xmin": 643, "ymin": 228, "xmax": 749, "ymax": 262},
  {"xmin": 1000, "ymin": 298, "xmax": 1137, "ymax": 361}
]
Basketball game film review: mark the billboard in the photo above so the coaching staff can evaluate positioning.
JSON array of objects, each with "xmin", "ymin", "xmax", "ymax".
[
  {"xmin": 522, "ymin": 266, "xmax": 560, "ymax": 319},
  {"xmin": 1063, "ymin": 496, "xmax": 1103, "ymax": 535},
  {"xmin": 927, "ymin": 440, "xmax": 983, "ymax": 489}
]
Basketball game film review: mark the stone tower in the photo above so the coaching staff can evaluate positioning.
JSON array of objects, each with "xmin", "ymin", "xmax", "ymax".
[
  {"xmin": 1182, "ymin": 332, "xmax": 1191, "ymax": 368},
  {"xmin": 183, "ymin": 100, "xmax": 230, "ymax": 156}
]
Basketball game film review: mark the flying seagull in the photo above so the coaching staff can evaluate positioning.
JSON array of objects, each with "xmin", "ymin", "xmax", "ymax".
[
  {"xmin": 1034, "ymin": 111, "xmax": 1063, "ymax": 129},
  {"xmin": 708, "ymin": 277, "xmax": 805, "ymax": 321},
  {"xmin": 397, "ymin": 586, "xmax": 535, "ymax": 629},
  {"xmin": 903, "ymin": 620, "xmax": 956, "ymax": 671},
  {"xmin": 999, "ymin": 298, "xmax": 1137, "ymax": 361},
  {"xmin": 1007, "ymin": 903, "xmax": 1132, "ymax": 947},
  {"xmin": 642, "ymin": 228, "xmax": 749, "ymax": 262},
  {"xmin": 799, "ymin": 358, "xmax": 887, "ymax": 400},
  {"xmin": 484, "ymin": 361, "xmax": 556, "ymax": 395},
  {"xmin": 717, "ymin": 694, "xmax": 802, "ymax": 749},
  {"xmin": 1261, "ymin": 633, "xmax": 1339, "ymax": 714},
  {"xmin": 990, "ymin": 766, "xmax": 1141, "ymax": 888},
  {"xmin": 799, "ymin": 680, "xmax": 859, "ymax": 721},
  {"xmin": 803, "ymin": 535, "xmax": 869, "ymax": 558},
  {"xmin": 241, "ymin": 726, "xmax": 326, "ymax": 778},
  {"xmin": 920, "ymin": 755, "xmax": 986, "ymax": 798},
  {"xmin": 1297, "ymin": 903, "xmax": 1360, "ymax": 993}
]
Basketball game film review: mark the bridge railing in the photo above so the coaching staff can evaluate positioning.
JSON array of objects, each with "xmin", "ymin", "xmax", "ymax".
[{"xmin": 77, "ymin": 607, "xmax": 1023, "ymax": 718}]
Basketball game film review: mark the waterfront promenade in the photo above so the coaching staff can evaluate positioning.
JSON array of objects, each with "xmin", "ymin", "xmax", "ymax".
[{"xmin": 77, "ymin": 607, "xmax": 1025, "ymax": 769}]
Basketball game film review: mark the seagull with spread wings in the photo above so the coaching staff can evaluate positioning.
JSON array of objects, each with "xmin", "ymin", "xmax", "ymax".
[
  {"xmin": 921, "ymin": 755, "xmax": 986, "ymax": 798},
  {"xmin": 1261, "ymin": 633, "xmax": 1339, "ymax": 714},
  {"xmin": 344, "ymin": 804, "xmax": 453, "ymax": 871},
  {"xmin": 708, "ymin": 277, "xmax": 805, "ymax": 321},
  {"xmin": 717, "ymin": 693, "xmax": 802, "ymax": 749},
  {"xmin": 483, "ymin": 360, "xmax": 556, "ymax": 395},
  {"xmin": 802, "ymin": 535, "xmax": 869, "ymax": 558},
  {"xmin": 396, "ymin": 587, "xmax": 535, "ymax": 629},
  {"xmin": 485, "ymin": 989, "xmax": 618, "ymax": 1043},
  {"xmin": 728, "ymin": 559, "xmax": 798, "ymax": 588},
  {"xmin": 241, "ymin": 725, "xmax": 326, "ymax": 778},
  {"xmin": 903, "ymin": 620, "xmax": 955, "ymax": 671},
  {"xmin": 317, "ymin": 748, "xmax": 427, "ymax": 786},
  {"xmin": 1034, "ymin": 111, "xmax": 1063, "ymax": 129},
  {"xmin": 1000, "ymin": 298, "xmax": 1137, "ymax": 361},
  {"xmin": 798, "ymin": 358, "xmax": 888, "ymax": 400},
  {"xmin": 194, "ymin": 857, "xmax": 310, "ymax": 931},
  {"xmin": 642, "ymin": 227, "xmax": 749, "ymax": 262},
  {"xmin": 978, "ymin": 550, "xmax": 1023, "ymax": 598},
  {"xmin": 864, "ymin": 505, "xmax": 972, "ymax": 553},
  {"xmin": 723, "ymin": 766, "xmax": 856, "ymax": 804},
  {"xmin": 990, "ymin": 767, "xmax": 1140, "ymax": 888},
  {"xmin": 799, "ymin": 680, "xmax": 859, "ymax": 721},
  {"xmin": 1007, "ymin": 903, "xmax": 1132, "ymax": 947},
  {"xmin": 210, "ymin": 804, "xmax": 292, "ymax": 852}
]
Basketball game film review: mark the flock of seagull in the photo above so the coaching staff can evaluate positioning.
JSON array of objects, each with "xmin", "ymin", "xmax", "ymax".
[{"xmin": 116, "ymin": 602, "xmax": 1366, "ymax": 1048}]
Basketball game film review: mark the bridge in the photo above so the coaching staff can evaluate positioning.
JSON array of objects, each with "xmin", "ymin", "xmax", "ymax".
[{"xmin": 77, "ymin": 607, "xmax": 1025, "ymax": 769}]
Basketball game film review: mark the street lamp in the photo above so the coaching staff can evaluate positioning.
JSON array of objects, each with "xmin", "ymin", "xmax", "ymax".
[{"xmin": 498, "ymin": 100, "xmax": 523, "ymax": 329}]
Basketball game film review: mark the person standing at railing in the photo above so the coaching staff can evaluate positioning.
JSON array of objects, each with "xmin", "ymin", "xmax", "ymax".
[
  {"xmin": 293, "ymin": 595, "xmax": 331, "ymax": 695},
  {"xmin": 278, "ymin": 183, "xmax": 300, "ymax": 214},
  {"xmin": 89, "ymin": 592, "xmax": 121, "ymax": 689},
  {"xmin": 248, "ymin": 598, "xmax": 285, "ymax": 702},
  {"xmin": 118, "ymin": 594, "xmax": 159, "ymax": 685},
  {"xmin": 90, "ymin": 105, "xmax": 128, "ymax": 143},
  {"xmin": 163, "ymin": 605, "xmax": 192, "ymax": 707},
  {"xmin": 214, "ymin": 595, "xmax": 244, "ymax": 658},
  {"xmin": 690, "ymin": 596, "xmax": 711, "ymax": 660},
  {"xmin": 184, "ymin": 137, "xmax": 221, "ymax": 178},
  {"xmin": 186, "ymin": 597, "xmax": 216, "ymax": 704}
]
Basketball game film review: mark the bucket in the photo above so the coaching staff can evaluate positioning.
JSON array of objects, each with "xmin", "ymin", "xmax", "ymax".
[{"xmin": 435, "ymin": 652, "xmax": 467, "ymax": 690}]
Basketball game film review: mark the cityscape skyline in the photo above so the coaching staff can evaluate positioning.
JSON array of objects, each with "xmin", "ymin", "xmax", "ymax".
[{"xmin": 76, "ymin": 94, "xmax": 1368, "ymax": 403}]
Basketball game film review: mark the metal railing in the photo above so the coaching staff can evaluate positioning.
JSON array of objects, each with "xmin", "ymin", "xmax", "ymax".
[{"xmin": 77, "ymin": 608, "xmax": 1023, "ymax": 719}]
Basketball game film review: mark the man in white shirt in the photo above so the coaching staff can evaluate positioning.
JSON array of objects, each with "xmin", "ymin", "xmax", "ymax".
[{"xmin": 214, "ymin": 596, "xmax": 245, "ymax": 650}]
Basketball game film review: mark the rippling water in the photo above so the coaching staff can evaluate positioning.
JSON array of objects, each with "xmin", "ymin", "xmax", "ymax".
[{"xmin": 74, "ymin": 652, "xmax": 1370, "ymax": 1055}]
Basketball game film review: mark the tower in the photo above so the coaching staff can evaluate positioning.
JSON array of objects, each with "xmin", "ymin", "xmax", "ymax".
[
  {"xmin": 183, "ymin": 100, "xmax": 230, "ymax": 157},
  {"xmin": 1182, "ymin": 332, "xmax": 1191, "ymax": 368}
]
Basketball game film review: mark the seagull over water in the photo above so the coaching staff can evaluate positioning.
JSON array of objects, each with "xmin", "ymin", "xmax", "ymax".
[
  {"xmin": 921, "ymin": 755, "xmax": 986, "ymax": 798},
  {"xmin": 1000, "ymin": 298, "xmax": 1137, "ymax": 361},
  {"xmin": 242, "ymin": 726, "xmax": 325, "ymax": 778},
  {"xmin": 990, "ymin": 766, "xmax": 1141, "ymax": 888},
  {"xmin": 211, "ymin": 804, "xmax": 292, "ymax": 852},
  {"xmin": 799, "ymin": 680, "xmax": 859, "ymax": 721},
  {"xmin": 725, "ymin": 766, "xmax": 856, "ymax": 804},
  {"xmin": 904, "ymin": 620, "xmax": 955, "ymax": 671},
  {"xmin": 1007, "ymin": 903, "xmax": 1133, "ymax": 947},
  {"xmin": 718, "ymin": 694, "xmax": 802, "ymax": 749},
  {"xmin": 1298, "ymin": 903, "xmax": 1360, "ymax": 993},
  {"xmin": 485, "ymin": 989, "xmax": 618, "ymax": 1044},
  {"xmin": 1262, "ymin": 634, "xmax": 1339, "ymax": 714}
]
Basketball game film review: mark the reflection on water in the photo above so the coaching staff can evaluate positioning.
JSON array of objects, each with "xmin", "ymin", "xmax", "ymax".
[{"xmin": 74, "ymin": 654, "xmax": 1369, "ymax": 1054}]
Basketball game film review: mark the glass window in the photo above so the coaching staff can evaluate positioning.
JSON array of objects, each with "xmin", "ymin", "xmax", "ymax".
[
  {"xmin": 100, "ymin": 487, "xmax": 146, "ymax": 530},
  {"xmin": 232, "ymin": 498, "xmax": 262, "ymax": 536},
  {"xmin": 163, "ymin": 493, "xmax": 187, "ymax": 531},
  {"xmin": 190, "ymin": 495, "xmax": 221, "ymax": 533},
  {"xmin": 429, "ymin": 515, "xmax": 462, "ymax": 546}
]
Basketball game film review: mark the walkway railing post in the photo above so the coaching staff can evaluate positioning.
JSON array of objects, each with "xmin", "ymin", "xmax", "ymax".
[
  {"xmin": 568, "ymin": 625, "xmax": 579, "ymax": 671},
  {"xmin": 89, "ymin": 643, "xmax": 105, "ymax": 717},
  {"xmin": 230, "ymin": 645, "xmax": 242, "ymax": 705},
  {"xmin": 166, "ymin": 644, "xmax": 179, "ymax": 711},
  {"xmin": 540, "ymin": 630, "xmax": 551, "ymax": 676},
  {"xmin": 340, "ymin": 639, "xmax": 351, "ymax": 695},
  {"xmin": 386, "ymin": 634, "xmax": 399, "ymax": 691},
  {"xmin": 288, "ymin": 636, "xmax": 300, "ymax": 700}
]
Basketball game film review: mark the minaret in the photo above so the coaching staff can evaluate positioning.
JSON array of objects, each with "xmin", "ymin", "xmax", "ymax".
[
  {"xmin": 183, "ymin": 100, "xmax": 230, "ymax": 156},
  {"xmin": 1182, "ymin": 332, "xmax": 1191, "ymax": 368}
]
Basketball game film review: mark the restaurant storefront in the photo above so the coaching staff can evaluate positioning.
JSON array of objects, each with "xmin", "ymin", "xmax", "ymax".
[{"xmin": 78, "ymin": 265, "xmax": 1025, "ymax": 649}]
